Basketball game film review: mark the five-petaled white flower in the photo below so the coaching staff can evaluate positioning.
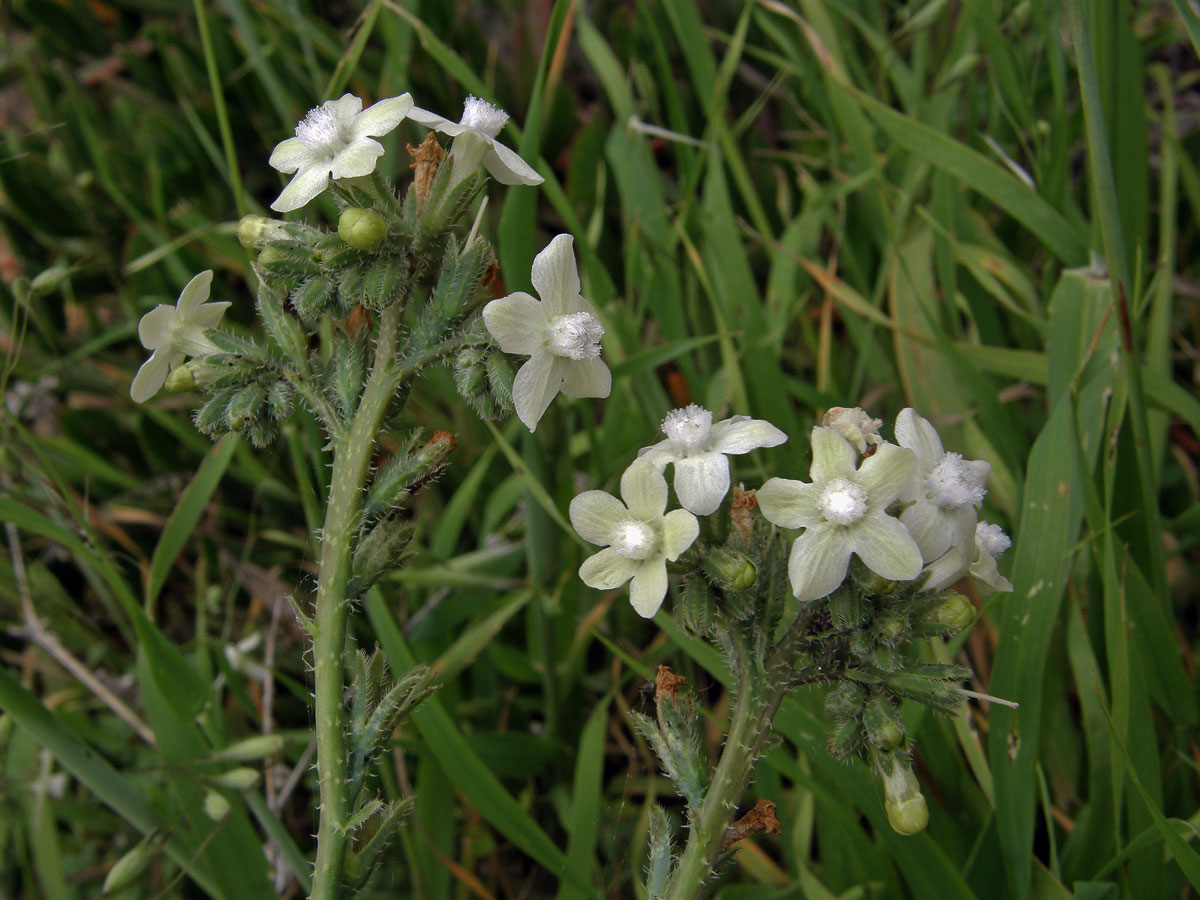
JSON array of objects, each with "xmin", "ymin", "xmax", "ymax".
[
  {"xmin": 268, "ymin": 93, "xmax": 415, "ymax": 212},
  {"xmin": 482, "ymin": 234, "xmax": 610, "ymax": 431},
  {"xmin": 408, "ymin": 96, "xmax": 542, "ymax": 186},
  {"xmin": 922, "ymin": 520, "xmax": 1012, "ymax": 594},
  {"xmin": 894, "ymin": 408, "xmax": 990, "ymax": 563},
  {"xmin": 639, "ymin": 404, "xmax": 786, "ymax": 515},
  {"xmin": 131, "ymin": 270, "xmax": 229, "ymax": 403},
  {"xmin": 756, "ymin": 427, "xmax": 922, "ymax": 602},
  {"xmin": 569, "ymin": 459, "xmax": 699, "ymax": 618}
]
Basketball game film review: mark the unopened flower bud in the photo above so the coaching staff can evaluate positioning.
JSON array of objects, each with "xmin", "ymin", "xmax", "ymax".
[
  {"xmin": 927, "ymin": 593, "xmax": 976, "ymax": 632},
  {"xmin": 103, "ymin": 841, "xmax": 157, "ymax": 894},
  {"xmin": 237, "ymin": 215, "xmax": 290, "ymax": 248},
  {"xmin": 702, "ymin": 547, "xmax": 757, "ymax": 592},
  {"xmin": 873, "ymin": 612, "xmax": 906, "ymax": 642},
  {"xmin": 822, "ymin": 406, "xmax": 882, "ymax": 453},
  {"xmin": 30, "ymin": 265, "xmax": 71, "ymax": 297},
  {"xmin": 211, "ymin": 767, "xmax": 261, "ymax": 790},
  {"xmin": 864, "ymin": 697, "xmax": 905, "ymax": 750},
  {"xmin": 204, "ymin": 789, "xmax": 232, "ymax": 821},
  {"xmin": 338, "ymin": 207, "xmax": 387, "ymax": 251},
  {"xmin": 883, "ymin": 763, "xmax": 928, "ymax": 835},
  {"xmin": 209, "ymin": 734, "xmax": 285, "ymax": 763},
  {"xmin": 164, "ymin": 359, "xmax": 222, "ymax": 393}
]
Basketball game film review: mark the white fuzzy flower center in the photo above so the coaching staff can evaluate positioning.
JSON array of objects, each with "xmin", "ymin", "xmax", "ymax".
[
  {"xmin": 296, "ymin": 105, "xmax": 347, "ymax": 154},
  {"xmin": 460, "ymin": 96, "xmax": 509, "ymax": 138},
  {"xmin": 976, "ymin": 521, "xmax": 1011, "ymax": 558},
  {"xmin": 819, "ymin": 478, "xmax": 869, "ymax": 526},
  {"xmin": 611, "ymin": 519, "xmax": 658, "ymax": 560},
  {"xmin": 661, "ymin": 404, "xmax": 713, "ymax": 454},
  {"xmin": 547, "ymin": 312, "xmax": 604, "ymax": 360},
  {"xmin": 926, "ymin": 453, "xmax": 986, "ymax": 509}
]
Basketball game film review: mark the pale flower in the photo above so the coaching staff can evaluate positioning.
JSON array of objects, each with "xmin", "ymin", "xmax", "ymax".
[
  {"xmin": 131, "ymin": 270, "xmax": 229, "ymax": 403},
  {"xmin": 822, "ymin": 406, "xmax": 883, "ymax": 453},
  {"xmin": 639, "ymin": 404, "xmax": 786, "ymax": 515},
  {"xmin": 408, "ymin": 96, "xmax": 542, "ymax": 186},
  {"xmin": 894, "ymin": 408, "xmax": 990, "ymax": 563},
  {"xmin": 921, "ymin": 520, "xmax": 1013, "ymax": 594},
  {"xmin": 269, "ymin": 93, "xmax": 415, "ymax": 212},
  {"xmin": 756, "ymin": 427, "xmax": 922, "ymax": 602},
  {"xmin": 569, "ymin": 459, "xmax": 699, "ymax": 617},
  {"xmin": 482, "ymin": 234, "xmax": 610, "ymax": 431}
]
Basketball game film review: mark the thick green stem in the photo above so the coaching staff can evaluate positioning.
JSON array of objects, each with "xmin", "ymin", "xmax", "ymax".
[
  {"xmin": 309, "ymin": 304, "xmax": 403, "ymax": 900},
  {"xmin": 662, "ymin": 647, "xmax": 786, "ymax": 900}
]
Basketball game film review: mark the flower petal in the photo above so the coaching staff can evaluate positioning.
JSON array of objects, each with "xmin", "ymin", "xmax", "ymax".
[
  {"xmin": 130, "ymin": 349, "xmax": 171, "ymax": 403},
  {"xmin": 138, "ymin": 305, "xmax": 176, "ymax": 350},
  {"xmin": 628, "ymin": 561, "xmax": 669, "ymax": 617},
  {"xmin": 620, "ymin": 458, "xmax": 668, "ymax": 520},
  {"xmin": 710, "ymin": 416, "xmax": 787, "ymax": 454},
  {"xmin": 569, "ymin": 490, "xmax": 628, "ymax": 546},
  {"xmin": 268, "ymin": 137, "xmax": 311, "ymax": 174},
  {"xmin": 660, "ymin": 509, "xmax": 699, "ymax": 561},
  {"xmin": 787, "ymin": 526, "xmax": 853, "ymax": 602},
  {"xmin": 560, "ymin": 356, "xmax": 610, "ymax": 399},
  {"xmin": 756, "ymin": 477, "xmax": 822, "ymax": 529},
  {"xmin": 326, "ymin": 93, "xmax": 363, "ymax": 118},
  {"xmin": 190, "ymin": 301, "xmax": 232, "ymax": 331},
  {"xmin": 809, "ymin": 426, "xmax": 858, "ymax": 482},
  {"xmin": 351, "ymin": 93, "xmax": 414, "ymax": 138},
  {"xmin": 637, "ymin": 442, "xmax": 678, "ymax": 472},
  {"xmin": 271, "ymin": 164, "xmax": 332, "ymax": 212},
  {"xmin": 672, "ymin": 452, "xmax": 730, "ymax": 516},
  {"xmin": 176, "ymin": 270, "xmax": 214, "ymax": 317},
  {"xmin": 482, "ymin": 292, "xmax": 546, "ymax": 356},
  {"xmin": 968, "ymin": 546, "xmax": 1009, "ymax": 593},
  {"xmin": 406, "ymin": 105, "xmax": 455, "ymax": 130},
  {"xmin": 850, "ymin": 514, "xmax": 923, "ymax": 582},
  {"xmin": 921, "ymin": 545, "xmax": 968, "ymax": 593},
  {"xmin": 330, "ymin": 140, "xmax": 384, "ymax": 179},
  {"xmin": 483, "ymin": 141, "xmax": 543, "ymax": 186},
  {"xmin": 579, "ymin": 547, "xmax": 639, "ymax": 590},
  {"xmin": 900, "ymin": 500, "xmax": 952, "ymax": 563},
  {"xmin": 856, "ymin": 442, "xmax": 916, "ymax": 508},
  {"xmin": 894, "ymin": 408, "xmax": 945, "ymax": 475},
  {"xmin": 531, "ymin": 234, "xmax": 582, "ymax": 316},
  {"xmin": 511, "ymin": 352, "xmax": 562, "ymax": 433}
]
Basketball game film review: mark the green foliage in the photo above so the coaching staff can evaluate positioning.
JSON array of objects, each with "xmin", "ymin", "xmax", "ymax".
[{"xmin": 1, "ymin": 0, "xmax": 1198, "ymax": 898}]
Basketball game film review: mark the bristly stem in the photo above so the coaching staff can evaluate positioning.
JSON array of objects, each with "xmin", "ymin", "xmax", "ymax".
[
  {"xmin": 309, "ymin": 302, "xmax": 404, "ymax": 900},
  {"xmin": 661, "ymin": 635, "xmax": 786, "ymax": 900}
]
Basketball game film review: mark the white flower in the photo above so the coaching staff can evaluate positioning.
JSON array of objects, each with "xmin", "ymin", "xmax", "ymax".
[
  {"xmin": 408, "ymin": 95, "xmax": 542, "ymax": 186},
  {"xmin": 921, "ymin": 520, "xmax": 1013, "ymax": 594},
  {"xmin": 638, "ymin": 404, "xmax": 786, "ymax": 515},
  {"xmin": 482, "ymin": 234, "xmax": 610, "ymax": 431},
  {"xmin": 821, "ymin": 406, "xmax": 883, "ymax": 453},
  {"xmin": 756, "ymin": 427, "xmax": 922, "ymax": 602},
  {"xmin": 569, "ymin": 459, "xmax": 699, "ymax": 617},
  {"xmin": 268, "ymin": 93, "xmax": 415, "ymax": 212},
  {"xmin": 130, "ymin": 270, "xmax": 229, "ymax": 403},
  {"xmin": 894, "ymin": 408, "xmax": 990, "ymax": 564}
]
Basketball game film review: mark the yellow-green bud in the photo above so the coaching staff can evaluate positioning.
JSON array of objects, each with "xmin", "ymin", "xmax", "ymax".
[
  {"xmin": 103, "ymin": 841, "xmax": 156, "ymax": 894},
  {"xmin": 30, "ymin": 265, "xmax": 71, "ymax": 297},
  {"xmin": 164, "ymin": 359, "xmax": 221, "ymax": 393},
  {"xmin": 211, "ymin": 767, "xmax": 261, "ymax": 790},
  {"xmin": 864, "ymin": 697, "xmax": 905, "ymax": 750},
  {"xmin": 338, "ymin": 208, "xmax": 387, "ymax": 252},
  {"xmin": 929, "ymin": 593, "xmax": 976, "ymax": 631},
  {"xmin": 237, "ymin": 215, "xmax": 291, "ymax": 248},
  {"xmin": 209, "ymin": 734, "xmax": 285, "ymax": 763},
  {"xmin": 203, "ymin": 789, "xmax": 232, "ymax": 821},
  {"xmin": 882, "ymin": 763, "xmax": 928, "ymax": 835},
  {"xmin": 702, "ymin": 548, "xmax": 757, "ymax": 592}
]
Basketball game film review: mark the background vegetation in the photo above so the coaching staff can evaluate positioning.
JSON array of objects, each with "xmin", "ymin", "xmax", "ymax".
[{"xmin": 2, "ymin": 0, "xmax": 1199, "ymax": 897}]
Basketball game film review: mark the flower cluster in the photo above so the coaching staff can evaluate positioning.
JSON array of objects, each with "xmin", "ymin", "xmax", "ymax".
[{"xmin": 570, "ymin": 405, "xmax": 1011, "ymax": 616}]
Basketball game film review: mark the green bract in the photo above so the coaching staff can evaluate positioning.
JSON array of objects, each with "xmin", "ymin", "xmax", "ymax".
[
  {"xmin": 756, "ymin": 427, "xmax": 922, "ymax": 602},
  {"xmin": 569, "ymin": 459, "xmax": 699, "ymax": 617}
]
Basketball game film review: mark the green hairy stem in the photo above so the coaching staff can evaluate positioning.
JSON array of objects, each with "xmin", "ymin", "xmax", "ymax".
[{"xmin": 310, "ymin": 303, "xmax": 404, "ymax": 900}]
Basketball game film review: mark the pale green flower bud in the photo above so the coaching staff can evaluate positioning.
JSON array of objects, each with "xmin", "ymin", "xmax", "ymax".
[
  {"xmin": 883, "ymin": 763, "xmax": 928, "ymax": 835},
  {"xmin": 211, "ymin": 767, "xmax": 261, "ymax": 790},
  {"xmin": 209, "ymin": 734, "xmax": 285, "ymax": 762},
  {"xmin": 203, "ymin": 789, "xmax": 232, "ymax": 821},
  {"xmin": 338, "ymin": 207, "xmax": 387, "ymax": 251},
  {"xmin": 927, "ymin": 593, "xmax": 976, "ymax": 631},
  {"xmin": 702, "ymin": 547, "xmax": 757, "ymax": 592},
  {"xmin": 103, "ymin": 841, "xmax": 157, "ymax": 894},
  {"xmin": 864, "ymin": 697, "xmax": 905, "ymax": 750},
  {"xmin": 163, "ymin": 359, "xmax": 222, "ymax": 393}
]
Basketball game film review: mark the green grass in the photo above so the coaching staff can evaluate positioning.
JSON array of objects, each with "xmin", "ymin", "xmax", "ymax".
[{"xmin": 2, "ymin": 0, "xmax": 1199, "ymax": 898}]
